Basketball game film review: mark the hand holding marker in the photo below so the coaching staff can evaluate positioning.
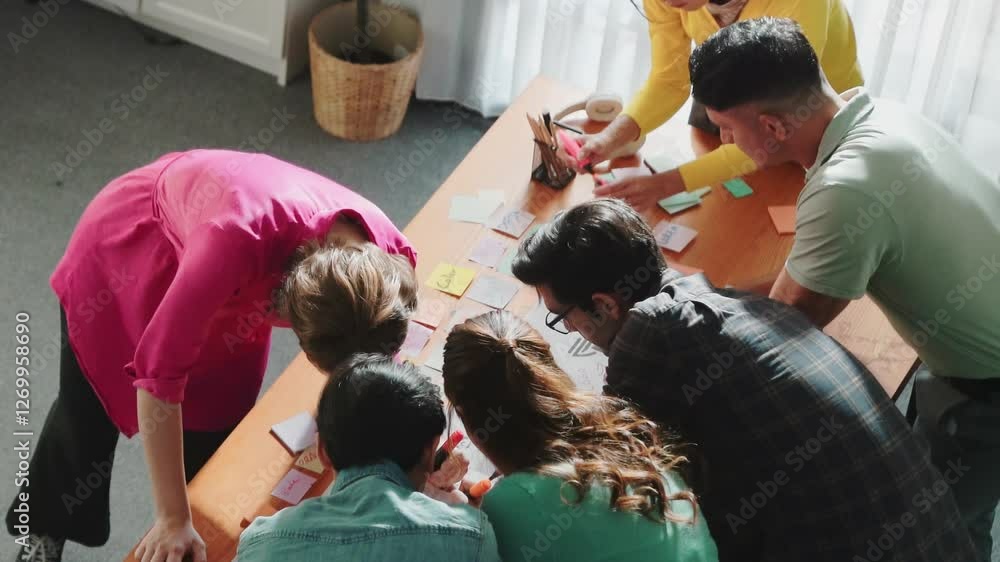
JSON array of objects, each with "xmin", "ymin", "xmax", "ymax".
[{"xmin": 557, "ymin": 129, "xmax": 606, "ymax": 186}]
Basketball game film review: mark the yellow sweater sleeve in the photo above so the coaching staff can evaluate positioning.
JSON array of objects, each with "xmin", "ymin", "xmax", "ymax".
[
  {"xmin": 678, "ymin": 0, "xmax": 837, "ymax": 190},
  {"xmin": 678, "ymin": 144, "xmax": 759, "ymax": 190},
  {"xmin": 621, "ymin": 0, "xmax": 692, "ymax": 135}
]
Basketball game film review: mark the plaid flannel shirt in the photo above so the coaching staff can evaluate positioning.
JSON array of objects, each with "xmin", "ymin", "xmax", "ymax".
[{"xmin": 605, "ymin": 271, "xmax": 977, "ymax": 562}]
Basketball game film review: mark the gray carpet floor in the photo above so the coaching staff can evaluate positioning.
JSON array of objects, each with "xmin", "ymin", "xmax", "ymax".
[
  {"xmin": 1, "ymin": 1, "xmax": 997, "ymax": 561},
  {"xmin": 0, "ymin": 1, "xmax": 491, "ymax": 560}
]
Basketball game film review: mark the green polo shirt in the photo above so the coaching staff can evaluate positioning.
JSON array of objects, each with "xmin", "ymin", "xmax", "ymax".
[{"xmin": 787, "ymin": 88, "xmax": 1000, "ymax": 378}]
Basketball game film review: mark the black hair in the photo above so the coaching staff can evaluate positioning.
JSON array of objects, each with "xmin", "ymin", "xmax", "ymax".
[
  {"xmin": 317, "ymin": 353, "xmax": 445, "ymax": 472},
  {"xmin": 512, "ymin": 199, "xmax": 666, "ymax": 311},
  {"xmin": 690, "ymin": 17, "xmax": 822, "ymax": 111}
]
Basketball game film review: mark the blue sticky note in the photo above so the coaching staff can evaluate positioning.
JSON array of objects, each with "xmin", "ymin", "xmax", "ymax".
[{"xmin": 723, "ymin": 178, "xmax": 753, "ymax": 198}]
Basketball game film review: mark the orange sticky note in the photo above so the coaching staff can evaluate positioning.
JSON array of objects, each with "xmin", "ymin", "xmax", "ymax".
[
  {"xmin": 768, "ymin": 206, "xmax": 796, "ymax": 234},
  {"xmin": 294, "ymin": 443, "xmax": 325, "ymax": 475}
]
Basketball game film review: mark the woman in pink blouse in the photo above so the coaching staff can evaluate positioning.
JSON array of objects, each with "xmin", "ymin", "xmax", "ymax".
[{"xmin": 7, "ymin": 150, "xmax": 418, "ymax": 562}]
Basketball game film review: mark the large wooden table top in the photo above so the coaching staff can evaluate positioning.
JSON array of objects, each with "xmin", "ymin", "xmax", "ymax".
[{"xmin": 125, "ymin": 76, "xmax": 916, "ymax": 561}]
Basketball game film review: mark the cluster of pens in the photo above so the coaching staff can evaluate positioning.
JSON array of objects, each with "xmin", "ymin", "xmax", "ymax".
[{"xmin": 526, "ymin": 112, "xmax": 576, "ymax": 189}]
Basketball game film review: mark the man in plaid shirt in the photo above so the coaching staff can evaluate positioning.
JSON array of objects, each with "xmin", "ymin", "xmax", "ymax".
[{"xmin": 512, "ymin": 199, "xmax": 977, "ymax": 561}]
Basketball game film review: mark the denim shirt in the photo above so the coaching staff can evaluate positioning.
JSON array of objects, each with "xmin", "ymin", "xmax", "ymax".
[{"xmin": 237, "ymin": 461, "xmax": 501, "ymax": 562}]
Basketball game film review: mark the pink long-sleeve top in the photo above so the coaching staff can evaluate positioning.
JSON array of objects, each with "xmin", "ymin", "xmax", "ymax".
[{"xmin": 51, "ymin": 150, "xmax": 416, "ymax": 436}]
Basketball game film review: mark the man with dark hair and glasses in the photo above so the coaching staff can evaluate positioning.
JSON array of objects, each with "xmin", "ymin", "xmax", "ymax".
[{"xmin": 511, "ymin": 198, "xmax": 975, "ymax": 561}]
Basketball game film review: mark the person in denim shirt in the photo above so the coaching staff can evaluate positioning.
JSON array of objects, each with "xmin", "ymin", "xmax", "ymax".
[{"xmin": 237, "ymin": 354, "xmax": 501, "ymax": 562}]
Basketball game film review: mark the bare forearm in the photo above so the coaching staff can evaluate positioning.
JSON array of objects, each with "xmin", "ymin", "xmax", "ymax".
[
  {"xmin": 137, "ymin": 389, "xmax": 190, "ymax": 522},
  {"xmin": 599, "ymin": 114, "xmax": 641, "ymax": 149}
]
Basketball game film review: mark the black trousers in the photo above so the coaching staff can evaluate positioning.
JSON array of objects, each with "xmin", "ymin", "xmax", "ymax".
[{"xmin": 5, "ymin": 310, "xmax": 233, "ymax": 547}]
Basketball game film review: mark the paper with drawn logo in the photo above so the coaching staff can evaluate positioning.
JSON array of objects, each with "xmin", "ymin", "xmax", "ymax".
[
  {"xmin": 294, "ymin": 443, "xmax": 325, "ymax": 475},
  {"xmin": 653, "ymin": 221, "xmax": 698, "ymax": 253},
  {"xmin": 427, "ymin": 263, "xmax": 476, "ymax": 297},
  {"xmin": 525, "ymin": 304, "xmax": 608, "ymax": 394},
  {"xmin": 489, "ymin": 208, "xmax": 536, "ymax": 238}
]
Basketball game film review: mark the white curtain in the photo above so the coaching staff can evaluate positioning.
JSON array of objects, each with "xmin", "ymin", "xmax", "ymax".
[{"xmin": 405, "ymin": 0, "xmax": 1000, "ymax": 178}]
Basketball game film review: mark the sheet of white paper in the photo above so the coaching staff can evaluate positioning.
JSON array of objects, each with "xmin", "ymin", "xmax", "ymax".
[
  {"xmin": 525, "ymin": 304, "xmax": 608, "ymax": 394},
  {"xmin": 465, "ymin": 275, "xmax": 521, "ymax": 309},
  {"xmin": 478, "ymin": 189, "xmax": 507, "ymax": 210},
  {"xmin": 424, "ymin": 343, "xmax": 445, "ymax": 372},
  {"xmin": 653, "ymin": 221, "xmax": 698, "ymax": 253},
  {"xmin": 271, "ymin": 412, "xmax": 317, "ymax": 454}
]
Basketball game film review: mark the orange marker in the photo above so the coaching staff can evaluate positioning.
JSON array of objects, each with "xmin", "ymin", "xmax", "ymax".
[{"xmin": 469, "ymin": 478, "xmax": 494, "ymax": 498}]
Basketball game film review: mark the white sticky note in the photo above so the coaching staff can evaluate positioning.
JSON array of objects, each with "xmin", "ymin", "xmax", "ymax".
[
  {"xmin": 271, "ymin": 468, "xmax": 317, "ymax": 505},
  {"xmin": 478, "ymin": 189, "xmax": 507, "ymax": 210},
  {"xmin": 465, "ymin": 275, "xmax": 521, "ymax": 309},
  {"xmin": 424, "ymin": 343, "xmax": 445, "ymax": 372},
  {"xmin": 271, "ymin": 412, "xmax": 317, "ymax": 455},
  {"xmin": 399, "ymin": 321, "xmax": 434, "ymax": 359},
  {"xmin": 490, "ymin": 209, "xmax": 536, "ymax": 238},
  {"xmin": 449, "ymin": 195, "xmax": 500, "ymax": 224},
  {"xmin": 645, "ymin": 153, "xmax": 678, "ymax": 174},
  {"xmin": 468, "ymin": 236, "xmax": 510, "ymax": 269},
  {"xmin": 653, "ymin": 221, "xmax": 698, "ymax": 253}
]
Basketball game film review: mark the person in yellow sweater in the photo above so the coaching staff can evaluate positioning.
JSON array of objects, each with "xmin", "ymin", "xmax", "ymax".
[{"xmin": 585, "ymin": 0, "xmax": 864, "ymax": 211}]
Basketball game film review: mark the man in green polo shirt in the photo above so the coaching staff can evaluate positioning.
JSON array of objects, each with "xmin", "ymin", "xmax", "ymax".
[{"xmin": 688, "ymin": 17, "xmax": 1000, "ymax": 560}]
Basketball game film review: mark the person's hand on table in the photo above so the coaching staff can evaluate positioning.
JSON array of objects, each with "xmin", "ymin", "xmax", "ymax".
[
  {"xmin": 594, "ymin": 169, "xmax": 685, "ymax": 213},
  {"xmin": 135, "ymin": 515, "xmax": 206, "ymax": 562}
]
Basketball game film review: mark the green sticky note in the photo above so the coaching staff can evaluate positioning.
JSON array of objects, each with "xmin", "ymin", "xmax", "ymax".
[
  {"xmin": 660, "ymin": 200, "xmax": 700, "ymax": 215},
  {"xmin": 693, "ymin": 186, "xmax": 712, "ymax": 198},
  {"xmin": 723, "ymin": 178, "xmax": 753, "ymax": 198},
  {"xmin": 660, "ymin": 191, "xmax": 701, "ymax": 207}
]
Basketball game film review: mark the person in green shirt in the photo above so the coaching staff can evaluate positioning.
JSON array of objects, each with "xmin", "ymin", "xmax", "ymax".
[
  {"xmin": 442, "ymin": 310, "xmax": 719, "ymax": 562},
  {"xmin": 687, "ymin": 17, "xmax": 1000, "ymax": 559}
]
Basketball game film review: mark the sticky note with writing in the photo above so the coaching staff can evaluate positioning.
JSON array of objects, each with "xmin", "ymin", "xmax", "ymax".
[
  {"xmin": 413, "ymin": 294, "xmax": 454, "ymax": 329},
  {"xmin": 271, "ymin": 468, "xmax": 317, "ymax": 505},
  {"xmin": 653, "ymin": 221, "xmax": 698, "ymax": 253},
  {"xmin": 490, "ymin": 209, "xmax": 536, "ymax": 238},
  {"xmin": 427, "ymin": 263, "xmax": 476, "ymax": 297},
  {"xmin": 294, "ymin": 444, "xmax": 325, "ymax": 475}
]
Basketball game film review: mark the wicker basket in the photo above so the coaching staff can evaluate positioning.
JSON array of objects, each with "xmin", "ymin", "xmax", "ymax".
[{"xmin": 309, "ymin": 3, "xmax": 424, "ymax": 141}]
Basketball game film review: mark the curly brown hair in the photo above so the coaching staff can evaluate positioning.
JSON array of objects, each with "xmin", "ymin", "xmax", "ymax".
[
  {"xmin": 275, "ymin": 240, "xmax": 417, "ymax": 374},
  {"xmin": 442, "ymin": 310, "xmax": 696, "ymax": 523}
]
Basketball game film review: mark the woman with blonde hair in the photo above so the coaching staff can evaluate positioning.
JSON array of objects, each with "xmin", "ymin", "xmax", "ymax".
[
  {"xmin": 443, "ymin": 310, "xmax": 718, "ymax": 562},
  {"xmin": 8, "ymin": 150, "xmax": 417, "ymax": 562}
]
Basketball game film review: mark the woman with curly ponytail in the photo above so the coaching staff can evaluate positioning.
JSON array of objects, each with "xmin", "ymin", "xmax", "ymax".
[{"xmin": 443, "ymin": 311, "xmax": 718, "ymax": 562}]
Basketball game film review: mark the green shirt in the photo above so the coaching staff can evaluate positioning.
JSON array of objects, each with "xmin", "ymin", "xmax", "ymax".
[
  {"xmin": 788, "ymin": 88, "xmax": 1000, "ymax": 378},
  {"xmin": 481, "ymin": 471, "xmax": 719, "ymax": 562}
]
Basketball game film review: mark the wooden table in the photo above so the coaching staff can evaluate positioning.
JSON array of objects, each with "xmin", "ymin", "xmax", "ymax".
[{"xmin": 125, "ymin": 76, "xmax": 916, "ymax": 561}]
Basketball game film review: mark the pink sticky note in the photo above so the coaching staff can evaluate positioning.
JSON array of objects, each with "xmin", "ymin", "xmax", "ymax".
[
  {"xmin": 399, "ymin": 321, "xmax": 434, "ymax": 359},
  {"xmin": 468, "ymin": 236, "xmax": 511, "ymax": 268},
  {"xmin": 768, "ymin": 206, "xmax": 796, "ymax": 234},
  {"xmin": 413, "ymin": 295, "xmax": 453, "ymax": 329},
  {"xmin": 271, "ymin": 468, "xmax": 318, "ymax": 505}
]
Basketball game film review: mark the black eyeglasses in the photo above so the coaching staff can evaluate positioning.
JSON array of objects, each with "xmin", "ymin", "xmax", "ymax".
[{"xmin": 545, "ymin": 306, "xmax": 575, "ymax": 335}]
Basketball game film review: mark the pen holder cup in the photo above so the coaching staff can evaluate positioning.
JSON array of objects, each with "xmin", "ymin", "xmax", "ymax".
[{"xmin": 531, "ymin": 140, "xmax": 576, "ymax": 190}]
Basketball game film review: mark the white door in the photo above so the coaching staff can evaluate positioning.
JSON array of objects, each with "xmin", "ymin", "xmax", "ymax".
[{"xmin": 139, "ymin": 0, "xmax": 286, "ymax": 57}]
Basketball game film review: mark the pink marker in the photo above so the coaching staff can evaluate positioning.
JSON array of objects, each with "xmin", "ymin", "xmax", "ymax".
[{"xmin": 557, "ymin": 129, "xmax": 592, "ymax": 170}]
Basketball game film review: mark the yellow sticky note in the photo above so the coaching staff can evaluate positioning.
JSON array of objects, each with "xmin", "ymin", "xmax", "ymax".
[
  {"xmin": 294, "ymin": 443, "xmax": 325, "ymax": 475},
  {"xmin": 427, "ymin": 263, "xmax": 476, "ymax": 297}
]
